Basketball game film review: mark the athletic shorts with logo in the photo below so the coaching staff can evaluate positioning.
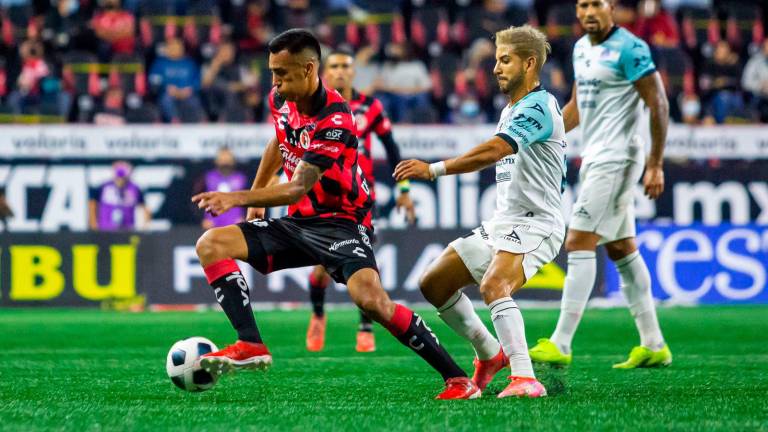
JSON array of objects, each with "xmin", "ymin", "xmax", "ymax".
[
  {"xmin": 570, "ymin": 146, "xmax": 644, "ymax": 245},
  {"xmin": 449, "ymin": 220, "xmax": 565, "ymax": 283},
  {"xmin": 237, "ymin": 217, "xmax": 377, "ymax": 284}
]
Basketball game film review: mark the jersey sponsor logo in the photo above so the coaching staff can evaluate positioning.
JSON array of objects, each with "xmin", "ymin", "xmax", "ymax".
[
  {"xmin": 503, "ymin": 230, "xmax": 522, "ymax": 244},
  {"xmin": 249, "ymin": 219, "xmax": 269, "ymax": 227},
  {"xmin": 352, "ymin": 246, "xmax": 367, "ymax": 258},
  {"xmin": 633, "ymin": 55, "xmax": 651, "ymax": 69},
  {"xmin": 358, "ymin": 224, "xmax": 372, "ymax": 248},
  {"xmin": 328, "ymin": 238, "xmax": 361, "ymax": 252},
  {"xmin": 512, "ymin": 113, "xmax": 543, "ymax": 131},
  {"xmin": 278, "ymin": 143, "xmax": 302, "ymax": 171},
  {"xmin": 309, "ymin": 143, "xmax": 340, "ymax": 154},
  {"xmin": 323, "ymin": 129, "xmax": 344, "ymax": 141},
  {"xmin": 496, "ymin": 172, "xmax": 512, "ymax": 183},
  {"xmin": 574, "ymin": 206, "xmax": 591, "ymax": 219},
  {"xmin": 478, "ymin": 225, "xmax": 490, "ymax": 241},
  {"xmin": 528, "ymin": 103, "xmax": 545, "ymax": 115},
  {"xmin": 330, "ymin": 113, "xmax": 344, "ymax": 126}
]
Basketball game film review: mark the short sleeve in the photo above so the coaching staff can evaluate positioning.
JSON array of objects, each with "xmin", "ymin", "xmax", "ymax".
[
  {"xmin": 620, "ymin": 37, "xmax": 656, "ymax": 83},
  {"xmin": 135, "ymin": 187, "xmax": 145, "ymax": 205},
  {"xmin": 302, "ymin": 104, "xmax": 356, "ymax": 170},
  {"xmin": 370, "ymin": 99, "xmax": 393, "ymax": 136},
  {"xmin": 495, "ymin": 98, "xmax": 554, "ymax": 152}
]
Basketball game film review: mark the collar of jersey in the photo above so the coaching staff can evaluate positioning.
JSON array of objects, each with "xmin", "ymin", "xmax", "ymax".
[
  {"xmin": 591, "ymin": 25, "xmax": 619, "ymax": 46},
  {"xmin": 307, "ymin": 80, "xmax": 328, "ymax": 117},
  {"xmin": 509, "ymin": 85, "xmax": 544, "ymax": 110}
]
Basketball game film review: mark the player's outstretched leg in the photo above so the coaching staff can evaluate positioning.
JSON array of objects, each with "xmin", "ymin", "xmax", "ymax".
[
  {"xmin": 606, "ymin": 240, "xmax": 671, "ymax": 369},
  {"xmin": 420, "ymin": 246, "xmax": 506, "ymax": 392},
  {"xmin": 306, "ymin": 265, "xmax": 330, "ymax": 352},
  {"xmin": 195, "ymin": 226, "xmax": 272, "ymax": 375},
  {"xmin": 481, "ymin": 252, "xmax": 546, "ymax": 398},
  {"xmin": 347, "ymin": 268, "xmax": 480, "ymax": 400},
  {"xmin": 356, "ymin": 310, "xmax": 376, "ymax": 352},
  {"xmin": 531, "ymin": 230, "xmax": 600, "ymax": 366}
]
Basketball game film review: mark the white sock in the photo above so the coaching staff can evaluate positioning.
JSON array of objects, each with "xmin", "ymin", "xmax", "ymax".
[
  {"xmin": 489, "ymin": 297, "xmax": 534, "ymax": 378},
  {"xmin": 616, "ymin": 251, "xmax": 665, "ymax": 350},
  {"xmin": 438, "ymin": 291, "xmax": 500, "ymax": 360},
  {"xmin": 550, "ymin": 250, "xmax": 596, "ymax": 354}
]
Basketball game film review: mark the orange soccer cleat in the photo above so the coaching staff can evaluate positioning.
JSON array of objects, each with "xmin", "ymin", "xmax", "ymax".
[
  {"xmin": 497, "ymin": 376, "xmax": 547, "ymax": 398},
  {"xmin": 200, "ymin": 340, "xmax": 272, "ymax": 375},
  {"xmin": 306, "ymin": 314, "xmax": 326, "ymax": 352},
  {"xmin": 471, "ymin": 349, "xmax": 509, "ymax": 391},
  {"xmin": 435, "ymin": 377, "xmax": 482, "ymax": 400},
  {"xmin": 355, "ymin": 331, "xmax": 376, "ymax": 352}
]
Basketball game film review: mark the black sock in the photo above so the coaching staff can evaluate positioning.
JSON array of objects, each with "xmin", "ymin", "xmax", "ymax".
[
  {"xmin": 309, "ymin": 274, "xmax": 327, "ymax": 317},
  {"xmin": 358, "ymin": 309, "xmax": 373, "ymax": 332},
  {"xmin": 384, "ymin": 304, "xmax": 466, "ymax": 381},
  {"xmin": 205, "ymin": 261, "xmax": 262, "ymax": 343}
]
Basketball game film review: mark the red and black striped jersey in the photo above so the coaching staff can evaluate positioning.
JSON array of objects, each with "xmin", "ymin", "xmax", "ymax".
[
  {"xmin": 269, "ymin": 82, "xmax": 373, "ymax": 227},
  {"xmin": 349, "ymin": 90, "xmax": 393, "ymax": 187}
]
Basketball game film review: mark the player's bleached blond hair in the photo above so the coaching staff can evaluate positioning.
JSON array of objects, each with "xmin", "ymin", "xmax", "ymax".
[{"xmin": 494, "ymin": 25, "xmax": 551, "ymax": 73}]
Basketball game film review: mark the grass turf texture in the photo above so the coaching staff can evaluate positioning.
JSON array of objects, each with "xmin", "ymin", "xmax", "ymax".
[{"xmin": 2, "ymin": 306, "xmax": 767, "ymax": 431}]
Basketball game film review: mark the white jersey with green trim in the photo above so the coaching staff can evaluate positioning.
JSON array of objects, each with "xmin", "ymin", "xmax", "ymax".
[
  {"xmin": 573, "ymin": 26, "xmax": 656, "ymax": 165},
  {"xmin": 485, "ymin": 86, "xmax": 567, "ymax": 237}
]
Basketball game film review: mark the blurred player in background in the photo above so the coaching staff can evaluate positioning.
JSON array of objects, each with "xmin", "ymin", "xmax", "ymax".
[
  {"xmin": 192, "ymin": 29, "xmax": 480, "ymax": 399},
  {"xmin": 89, "ymin": 161, "xmax": 151, "ymax": 231},
  {"xmin": 396, "ymin": 25, "xmax": 566, "ymax": 398},
  {"xmin": 529, "ymin": 0, "xmax": 671, "ymax": 369},
  {"xmin": 195, "ymin": 147, "xmax": 248, "ymax": 229},
  {"xmin": 303, "ymin": 49, "xmax": 416, "ymax": 353}
]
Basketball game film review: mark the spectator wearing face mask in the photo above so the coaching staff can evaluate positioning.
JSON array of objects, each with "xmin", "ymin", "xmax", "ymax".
[
  {"xmin": 8, "ymin": 40, "xmax": 51, "ymax": 114},
  {"xmin": 633, "ymin": 0, "xmax": 680, "ymax": 48},
  {"xmin": 194, "ymin": 148, "xmax": 248, "ymax": 230},
  {"xmin": 89, "ymin": 161, "xmax": 151, "ymax": 231}
]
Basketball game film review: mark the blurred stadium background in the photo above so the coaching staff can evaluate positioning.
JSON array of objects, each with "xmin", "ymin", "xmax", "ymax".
[{"xmin": 0, "ymin": 0, "xmax": 766, "ymax": 308}]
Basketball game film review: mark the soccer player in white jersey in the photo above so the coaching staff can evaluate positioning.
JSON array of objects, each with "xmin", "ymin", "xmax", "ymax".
[
  {"xmin": 529, "ymin": 0, "xmax": 672, "ymax": 369},
  {"xmin": 395, "ymin": 25, "xmax": 566, "ymax": 398}
]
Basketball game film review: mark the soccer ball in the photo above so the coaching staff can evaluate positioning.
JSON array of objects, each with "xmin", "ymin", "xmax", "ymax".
[{"xmin": 166, "ymin": 337, "xmax": 219, "ymax": 392}]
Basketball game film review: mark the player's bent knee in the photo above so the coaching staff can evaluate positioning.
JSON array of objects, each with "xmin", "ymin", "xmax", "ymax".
[{"xmin": 195, "ymin": 229, "xmax": 229, "ymax": 265}]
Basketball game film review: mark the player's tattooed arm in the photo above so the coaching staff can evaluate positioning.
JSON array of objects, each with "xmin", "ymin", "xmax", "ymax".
[
  {"xmin": 394, "ymin": 136, "xmax": 511, "ymax": 181},
  {"xmin": 634, "ymin": 72, "xmax": 669, "ymax": 199},
  {"xmin": 192, "ymin": 161, "xmax": 325, "ymax": 216},
  {"xmin": 562, "ymin": 84, "xmax": 580, "ymax": 133}
]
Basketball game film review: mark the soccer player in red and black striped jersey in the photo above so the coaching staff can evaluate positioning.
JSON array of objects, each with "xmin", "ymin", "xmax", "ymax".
[
  {"xmin": 304, "ymin": 50, "xmax": 416, "ymax": 354},
  {"xmin": 191, "ymin": 29, "xmax": 479, "ymax": 399}
]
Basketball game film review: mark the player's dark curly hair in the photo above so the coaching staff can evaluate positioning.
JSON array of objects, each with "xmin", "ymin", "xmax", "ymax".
[{"xmin": 268, "ymin": 29, "xmax": 321, "ymax": 60}]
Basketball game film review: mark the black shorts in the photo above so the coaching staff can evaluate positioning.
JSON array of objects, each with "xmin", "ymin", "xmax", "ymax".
[{"xmin": 237, "ymin": 217, "xmax": 378, "ymax": 284}]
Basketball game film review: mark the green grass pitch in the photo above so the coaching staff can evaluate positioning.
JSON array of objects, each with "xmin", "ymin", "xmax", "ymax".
[{"xmin": 2, "ymin": 306, "xmax": 767, "ymax": 431}]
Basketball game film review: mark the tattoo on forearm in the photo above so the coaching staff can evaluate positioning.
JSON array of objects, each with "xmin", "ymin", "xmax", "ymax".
[{"xmin": 293, "ymin": 162, "xmax": 324, "ymax": 192}]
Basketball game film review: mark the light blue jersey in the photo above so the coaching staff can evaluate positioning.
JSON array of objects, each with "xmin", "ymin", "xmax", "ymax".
[
  {"xmin": 488, "ymin": 87, "xmax": 567, "ymax": 236},
  {"xmin": 573, "ymin": 26, "xmax": 656, "ymax": 165}
]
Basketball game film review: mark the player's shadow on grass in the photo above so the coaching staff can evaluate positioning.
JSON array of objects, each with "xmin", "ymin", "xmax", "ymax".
[{"xmin": 534, "ymin": 364, "xmax": 568, "ymax": 397}]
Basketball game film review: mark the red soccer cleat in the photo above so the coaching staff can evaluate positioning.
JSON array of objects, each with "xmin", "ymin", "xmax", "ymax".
[
  {"xmin": 435, "ymin": 377, "xmax": 482, "ymax": 400},
  {"xmin": 471, "ymin": 349, "xmax": 509, "ymax": 391},
  {"xmin": 497, "ymin": 376, "xmax": 547, "ymax": 398},
  {"xmin": 355, "ymin": 331, "xmax": 376, "ymax": 352},
  {"xmin": 306, "ymin": 314, "xmax": 326, "ymax": 352},
  {"xmin": 200, "ymin": 340, "xmax": 272, "ymax": 375}
]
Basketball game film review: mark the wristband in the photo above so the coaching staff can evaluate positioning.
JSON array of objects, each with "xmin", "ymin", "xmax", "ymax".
[
  {"xmin": 428, "ymin": 161, "xmax": 446, "ymax": 180},
  {"xmin": 396, "ymin": 179, "xmax": 411, "ymax": 193}
]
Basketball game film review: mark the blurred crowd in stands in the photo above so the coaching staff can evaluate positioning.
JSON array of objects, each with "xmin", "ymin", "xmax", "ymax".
[{"xmin": 0, "ymin": 0, "xmax": 766, "ymax": 125}]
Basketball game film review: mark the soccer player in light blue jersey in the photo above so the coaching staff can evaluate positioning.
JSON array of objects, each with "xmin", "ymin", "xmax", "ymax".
[
  {"xmin": 396, "ymin": 25, "xmax": 566, "ymax": 398},
  {"xmin": 529, "ymin": 0, "xmax": 672, "ymax": 369}
]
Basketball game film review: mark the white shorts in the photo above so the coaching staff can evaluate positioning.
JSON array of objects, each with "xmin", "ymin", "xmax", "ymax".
[
  {"xmin": 569, "ymin": 157, "xmax": 644, "ymax": 245},
  {"xmin": 448, "ymin": 222, "xmax": 565, "ymax": 284}
]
